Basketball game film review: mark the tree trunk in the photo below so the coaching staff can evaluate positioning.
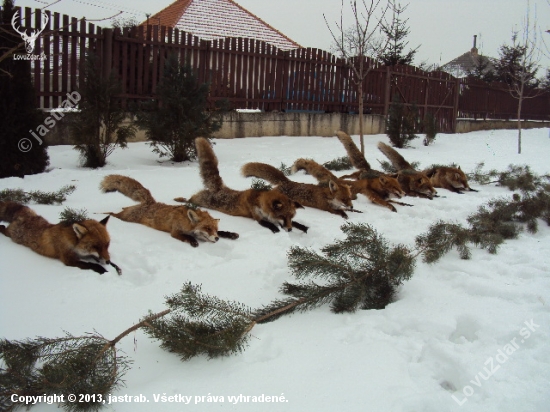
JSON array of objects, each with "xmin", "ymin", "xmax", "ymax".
[
  {"xmin": 358, "ymin": 84, "xmax": 364, "ymax": 155},
  {"xmin": 517, "ymin": 88, "xmax": 523, "ymax": 155}
]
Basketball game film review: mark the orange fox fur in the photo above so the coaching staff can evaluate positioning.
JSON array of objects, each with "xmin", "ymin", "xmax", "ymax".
[
  {"xmin": 101, "ymin": 175, "xmax": 238, "ymax": 247},
  {"xmin": 0, "ymin": 201, "xmax": 115, "ymax": 274},
  {"xmin": 241, "ymin": 162, "xmax": 353, "ymax": 218},
  {"xmin": 291, "ymin": 158, "xmax": 406, "ymax": 213},
  {"xmin": 377, "ymin": 142, "xmax": 437, "ymax": 199},
  {"xmin": 184, "ymin": 137, "xmax": 307, "ymax": 233},
  {"xmin": 423, "ymin": 166, "xmax": 477, "ymax": 194}
]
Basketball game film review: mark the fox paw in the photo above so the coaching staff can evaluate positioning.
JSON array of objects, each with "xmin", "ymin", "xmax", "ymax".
[{"xmin": 218, "ymin": 230, "xmax": 239, "ymax": 240}]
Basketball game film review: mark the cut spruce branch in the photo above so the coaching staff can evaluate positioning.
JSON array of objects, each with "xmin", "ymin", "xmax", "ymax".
[
  {"xmin": 0, "ymin": 185, "xmax": 76, "ymax": 205},
  {"xmin": 145, "ymin": 223, "xmax": 416, "ymax": 360},
  {"xmin": 416, "ymin": 189, "xmax": 550, "ymax": 263},
  {"xmin": 323, "ymin": 156, "xmax": 353, "ymax": 171},
  {"xmin": 0, "ymin": 309, "xmax": 172, "ymax": 412},
  {"xmin": 59, "ymin": 207, "xmax": 90, "ymax": 224},
  {"xmin": 0, "ymin": 333, "xmax": 130, "ymax": 412},
  {"xmin": 467, "ymin": 163, "xmax": 550, "ymax": 193}
]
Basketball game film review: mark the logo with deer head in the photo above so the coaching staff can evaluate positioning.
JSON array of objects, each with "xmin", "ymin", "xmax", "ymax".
[{"xmin": 11, "ymin": 10, "xmax": 49, "ymax": 54}]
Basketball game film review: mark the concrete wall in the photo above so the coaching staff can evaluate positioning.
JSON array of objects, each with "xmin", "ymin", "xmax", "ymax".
[
  {"xmin": 43, "ymin": 112, "xmax": 550, "ymax": 145},
  {"xmin": 211, "ymin": 112, "xmax": 385, "ymax": 138},
  {"xmin": 455, "ymin": 119, "xmax": 550, "ymax": 133}
]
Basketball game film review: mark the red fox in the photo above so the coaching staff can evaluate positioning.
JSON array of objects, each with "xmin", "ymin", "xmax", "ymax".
[
  {"xmin": 0, "ymin": 201, "xmax": 118, "ymax": 274},
  {"xmin": 183, "ymin": 137, "xmax": 307, "ymax": 233},
  {"xmin": 291, "ymin": 158, "xmax": 407, "ymax": 213},
  {"xmin": 241, "ymin": 162, "xmax": 353, "ymax": 218},
  {"xmin": 101, "ymin": 175, "xmax": 238, "ymax": 247},
  {"xmin": 377, "ymin": 142, "xmax": 437, "ymax": 199},
  {"xmin": 423, "ymin": 166, "xmax": 477, "ymax": 194}
]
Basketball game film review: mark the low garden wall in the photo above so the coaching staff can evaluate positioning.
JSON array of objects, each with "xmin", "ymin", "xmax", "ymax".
[{"xmin": 43, "ymin": 112, "xmax": 549, "ymax": 145}]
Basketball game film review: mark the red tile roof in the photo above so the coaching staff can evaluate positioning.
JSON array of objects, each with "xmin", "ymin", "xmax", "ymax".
[{"xmin": 142, "ymin": 0, "xmax": 300, "ymax": 50}]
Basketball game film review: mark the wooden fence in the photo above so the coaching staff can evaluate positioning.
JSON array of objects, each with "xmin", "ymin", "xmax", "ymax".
[{"xmin": 10, "ymin": 7, "xmax": 550, "ymax": 134}]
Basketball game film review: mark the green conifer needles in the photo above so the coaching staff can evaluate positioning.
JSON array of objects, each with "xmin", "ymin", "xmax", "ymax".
[
  {"xmin": 417, "ymin": 165, "xmax": 550, "ymax": 263},
  {"xmin": 0, "ymin": 334, "xmax": 130, "ymax": 412},
  {"xmin": 0, "ymin": 185, "xmax": 75, "ymax": 205},
  {"xmin": 285, "ymin": 223, "xmax": 415, "ymax": 312},
  {"xmin": 144, "ymin": 283, "xmax": 254, "ymax": 361}
]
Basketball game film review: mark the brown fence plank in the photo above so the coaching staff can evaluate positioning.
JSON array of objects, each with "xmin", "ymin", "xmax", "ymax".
[{"xmin": 19, "ymin": 6, "xmax": 549, "ymax": 129}]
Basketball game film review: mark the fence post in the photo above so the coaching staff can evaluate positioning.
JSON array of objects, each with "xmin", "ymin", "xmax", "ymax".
[
  {"xmin": 280, "ymin": 50, "xmax": 289, "ymax": 112},
  {"xmin": 452, "ymin": 78, "xmax": 460, "ymax": 133},
  {"xmin": 383, "ymin": 66, "xmax": 391, "ymax": 117},
  {"xmin": 102, "ymin": 28, "xmax": 113, "ymax": 79}
]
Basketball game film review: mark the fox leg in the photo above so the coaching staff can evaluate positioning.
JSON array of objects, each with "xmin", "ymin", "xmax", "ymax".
[
  {"xmin": 61, "ymin": 254, "xmax": 108, "ymax": 274},
  {"xmin": 388, "ymin": 200, "xmax": 414, "ymax": 207},
  {"xmin": 218, "ymin": 230, "xmax": 240, "ymax": 240},
  {"xmin": 0, "ymin": 225, "xmax": 9, "ymax": 237},
  {"xmin": 366, "ymin": 191, "xmax": 397, "ymax": 212},
  {"xmin": 330, "ymin": 209, "xmax": 349, "ymax": 219},
  {"xmin": 73, "ymin": 261, "xmax": 109, "ymax": 274},
  {"xmin": 258, "ymin": 219, "xmax": 280, "ymax": 233},
  {"xmin": 171, "ymin": 230, "xmax": 199, "ymax": 247},
  {"xmin": 292, "ymin": 221, "xmax": 309, "ymax": 233}
]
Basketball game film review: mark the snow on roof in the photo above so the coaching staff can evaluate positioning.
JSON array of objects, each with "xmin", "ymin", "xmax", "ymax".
[{"xmin": 143, "ymin": 0, "xmax": 301, "ymax": 50}]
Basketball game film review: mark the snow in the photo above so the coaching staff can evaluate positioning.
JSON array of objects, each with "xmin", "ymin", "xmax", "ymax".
[{"xmin": 1, "ymin": 128, "xmax": 550, "ymax": 411}]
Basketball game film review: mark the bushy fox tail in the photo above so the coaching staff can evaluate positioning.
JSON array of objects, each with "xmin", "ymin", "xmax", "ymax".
[
  {"xmin": 195, "ymin": 137, "xmax": 225, "ymax": 192},
  {"xmin": 335, "ymin": 131, "xmax": 371, "ymax": 171},
  {"xmin": 0, "ymin": 201, "xmax": 30, "ymax": 223},
  {"xmin": 100, "ymin": 175, "xmax": 155, "ymax": 204},
  {"xmin": 291, "ymin": 158, "xmax": 337, "ymax": 183},
  {"xmin": 377, "ymin": 142, "xmax": 414, "ymax": 170},
  {"xmin": 241, "ymin": 162, "xmax": 289, "ymax": 185}
]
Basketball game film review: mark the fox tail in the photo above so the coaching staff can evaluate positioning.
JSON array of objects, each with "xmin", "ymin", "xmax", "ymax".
[
  {"xmin": 100, "ymin": 175, "xmax": 156, "ymax": 204},
  {"xmin": 377, "ymin": 142, "xmax": 414, "ymax": 170},
  {"xmin": 241, "ymin": 162, "xmax": 289, "ymax": 185},
  {"xmin": 335, "ymin": 131, "xmax": 372, "ymax": 171}
]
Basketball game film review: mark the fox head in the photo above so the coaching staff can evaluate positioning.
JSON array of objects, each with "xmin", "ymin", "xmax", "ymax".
[
  {"xmin": 426, "ymin": 166, "xmax": 471, "ymax": 191},
  {"xmin": 257, "ymin": 191, "xmax": 303, "ymax": 232},
  {"xmin": 328, "ymin": 180, "xmax": 353, "ymax": 210},
  {"xmin": 379, "ymin": 175, "xmax": 406, "ymax": 199},
  {"xmin": 448, "ymin": 167, "xmax": 471, "ymax": 190},
  {"xmin": 187, "ymin": 208, "xmax": 220, "ymax": 243},
  {"xmin": 72, "ymin": 216, "xmax": 111, "ymax": 265},
  {"xmin": 405, "ymin": 172, "xmax": 437, "ymax": 199}
]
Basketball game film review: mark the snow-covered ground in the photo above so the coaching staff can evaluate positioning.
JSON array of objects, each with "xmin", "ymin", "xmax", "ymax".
[{"xmin": 1, "ymin": 129, "xmax": 549, "ymax": 412}]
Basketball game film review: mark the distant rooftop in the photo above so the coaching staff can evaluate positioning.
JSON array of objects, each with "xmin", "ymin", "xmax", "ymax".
[
  {"xmin": 142, "ymin": 0, "xmax": 301, "ymax": 50},
  {"xmin": 442, "ymin": 35, "xmax": 495, "ymax": 78}
]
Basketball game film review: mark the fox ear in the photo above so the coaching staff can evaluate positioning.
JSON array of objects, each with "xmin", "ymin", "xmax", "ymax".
[
  {"xmin": 328, "ymin": 180, "xmax": 337, "ymax": 193},
  {"xmin": 379, "ymin": 175, "xmax": 387, "ymax": 184},
  {"xmin": 187, "ymin": 210, "xmax": 200, "ymax": 224},
  {"xmin": 294, "ymin": 201, "xmax": 304, "ymax": 209},
  {"xmin": 99, "ymin": 215, "xmax": 110, "ymax": 226},
  {"xmin": 73, "ymin": 223, "xmax": 88, "ymax": 239},
  {"xmin": 425, "ymin": 168, "xmax": 436, "ymax": 178},
  {"xmin": 458, "ymin": 165, "xmax": 462, "ymax": 170},
  {"xmin": 272, "ymin": 200, "xmax": 283, "ymax": 210}
]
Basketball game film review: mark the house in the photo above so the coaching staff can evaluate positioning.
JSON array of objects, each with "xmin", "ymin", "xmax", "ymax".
[
  {"xmin": 442, "ymin": 35, "xmax": 496, "ymax": 78},
  {"xmin": 142, "ymin": 0, "xmax": 301, "ymax": 50}
]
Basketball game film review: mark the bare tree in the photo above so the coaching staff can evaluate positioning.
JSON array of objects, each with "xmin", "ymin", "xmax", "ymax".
[
  {"xmin": 324, "ymin": 0, "xmax": 393, "ymax": 154},
  {"xmin": 496, "ymin": 0, "xmax": 543, "ymax": 154}
]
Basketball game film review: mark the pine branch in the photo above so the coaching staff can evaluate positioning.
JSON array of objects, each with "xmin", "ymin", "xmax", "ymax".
[
  {"xmin": 0, "ymin": 185, "xmax": 76, "ymax": 205},
  {"xmin": 323, "ymin": 156, "xmax": 353, "ymax": 171},
  {"xmin": 0, "ymin": 334, "xmax": 130, "ymax": 412},
  {"xmin": 59, "ymin": 208, "xmax": 89, "ymax": 224},
  {"xmin": 250, "ymin": 179, "xmax": 273, "ymax": 191}
]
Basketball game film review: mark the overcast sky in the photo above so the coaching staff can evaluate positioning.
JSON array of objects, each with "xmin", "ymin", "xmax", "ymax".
[{"xmin": 15, "ymin": 0, "xmax": 550, "ymax": 70}]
